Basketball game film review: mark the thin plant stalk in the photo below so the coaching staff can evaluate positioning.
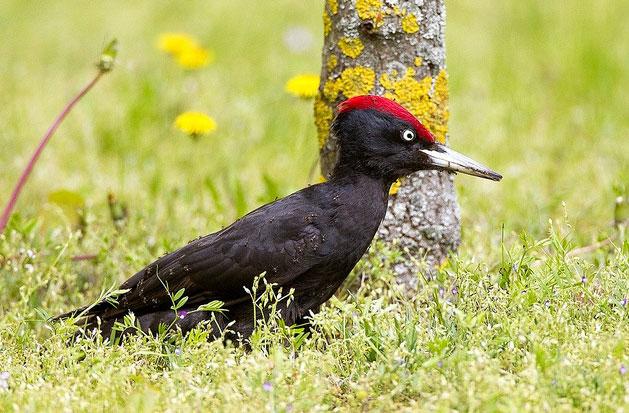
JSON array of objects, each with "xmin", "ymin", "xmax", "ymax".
[
  {"xmin": 0, "ymin": 73, "xmax": 102, "ymax": 232},
  {"xmin": 0, "ymin": 39, "xmax": 117, "ymax": 233}
]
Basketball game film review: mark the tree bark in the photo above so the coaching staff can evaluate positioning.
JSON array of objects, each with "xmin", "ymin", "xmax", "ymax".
[{"xmin": 315, "ymin": 0, "xmax": 459, "ymax": 287}]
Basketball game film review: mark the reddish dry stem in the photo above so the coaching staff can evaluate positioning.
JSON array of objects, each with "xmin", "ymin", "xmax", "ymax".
[
  {"xmin": 0, "ymin": 71, "xmax": 104, "ymax": 233},
  {"xmin": 71, "ymin": 253, "xmax": 98, "ymax": 262}
]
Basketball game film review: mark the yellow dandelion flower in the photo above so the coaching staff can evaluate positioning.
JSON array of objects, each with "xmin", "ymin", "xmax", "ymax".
[
  {"xmin": 157, "ymin": 33, "xmax": 198, "ymax": 56},
  {"xmin": 176, "ymin": 46, "xmax": 213, "ymax": 69},
  {"xmin": 284, "ymin": 74, "xmax": 320, "ymax": 99},
  {"xmin": 174, "ymin": 112, "xmax": 217, "ymax": 138},
  {"xmin": 157, "ymin": 32, "xmax": 214, "ymax": 70}
]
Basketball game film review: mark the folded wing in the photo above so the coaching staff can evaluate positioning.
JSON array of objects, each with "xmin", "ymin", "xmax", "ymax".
[{"xmin": 80, "ymin": 190, "xmax": 331, "ymax": 322}]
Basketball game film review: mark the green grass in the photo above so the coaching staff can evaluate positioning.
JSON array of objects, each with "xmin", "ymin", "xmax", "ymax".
[{"xmin": 0, "ymin": 0, "xmax": 627, "ymax": 411}]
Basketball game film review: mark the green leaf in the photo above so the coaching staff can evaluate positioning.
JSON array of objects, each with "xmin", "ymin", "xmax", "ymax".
[
  {"xmin": 259, "ymin": 173, "xmax": 282, "ymax": 203},
  {"xmin": 177, "ymin": 296, "xmax": 189, "ymax": 309},
  {"xmin": 196, "ymin": 300, "xmax": 225, "ymax": 313},
  {"xmin": 47, "ymin": 189, "xmax": 85, "ymax": 209},
  {"xmin": 204, "ymin": 177, "xmax": 225, "ymax": 214},
  {"xmin": 615, "ymin": 195, "xmax": 629, "ymax": 225},
  {"xmin": 173, "ymin": 288, "xmax": 185, "ymax": 302},
  {"xmin": 231, "ymin": 177, "xmax": 248, "ymax": 218}
]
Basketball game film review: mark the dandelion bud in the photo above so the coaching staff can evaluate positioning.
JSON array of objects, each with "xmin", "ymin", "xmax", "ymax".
[
  {"xmin": 614, "ymin": 195, "xmax": 628, "ymax": 226},
  {"xmin": 97, "ymin": 39, "xmax": 118, "ymax": 73}
]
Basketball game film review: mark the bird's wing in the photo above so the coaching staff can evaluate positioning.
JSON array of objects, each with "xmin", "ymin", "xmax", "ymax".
[{"xmin": 98, "ymin": 192, "xmax": 331, "ymax": 319}]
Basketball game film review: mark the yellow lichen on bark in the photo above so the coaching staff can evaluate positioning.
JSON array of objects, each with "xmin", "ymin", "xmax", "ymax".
[
  {"xmin": 324, "ymin": 66, "xmax": 376, "ymax": 101},
  {"xmin": 380, "ymin": 68, "xmax": 449, "ymax": 143},
  {"xmin": 323, "ymin": 11, "xmax": 332, "ymax": 37},
  {"xmin": 337, "ymin": 66, "xmax": 376, "ymax": 97},
  {"xmin": 316, "ymin": 66, "xmax": 376, "ymax": 147},
  {"xmin": 356, "ymin": 0, "xmax": 383, "ymax": 21},
  {"xmin": 389, "ymin": 179, "xmax": 402, "ymax": 195},
  {"xmin": 401, "ymin": 13, "xmax": 420, "ymax": 33},
  {"xmin": 326, "ymin": 0, "xmax": 338, "ymax": 14},
  {"xmin": 326, "ymin": 54, "xmax": 338, "ymax": 72},
  {"xmin": 338, "ymin": 37, "xmax": 364, "ymax": 58},
  {"xmin": 322, "ymin": 79, "xmax": 337, "ymax": 101},
  {"xmin": 314, "ymin": 96, "xmax": 333, "ymax": 148},
  {"xmin": 431, "ymin": 70, "xmax": 449, "ymax": 143}
]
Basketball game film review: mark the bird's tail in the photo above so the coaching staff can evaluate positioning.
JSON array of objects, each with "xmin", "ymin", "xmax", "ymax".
[
  {"xmin": 50, "ymin": 299, "xmax": 116, "ymax": 325},
  {"xmin": 51, "ymin": 301, "xmax": 126, "ymax": 341},
  {"xmin": 50, "ymin": 306, "xmax": 88, "ymax": 322},
  {"xmin": 51, "ymin": 284, "xmax": 132, "ymax": 326}
]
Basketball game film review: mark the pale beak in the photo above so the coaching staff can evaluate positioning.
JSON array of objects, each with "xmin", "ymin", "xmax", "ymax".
[{"xmin": 420, "ymin": 143, "xmax": 502, "ymax": 181}]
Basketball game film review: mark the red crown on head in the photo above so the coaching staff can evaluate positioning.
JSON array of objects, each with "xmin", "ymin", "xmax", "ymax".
[{"xmin": 337, "ymin": 95, "xmax": 435, "ymax": 143}]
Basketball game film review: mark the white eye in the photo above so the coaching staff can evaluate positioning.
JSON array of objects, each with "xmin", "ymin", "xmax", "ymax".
[{"xmin": 401, "ymin": 129, "xmax": 415, "ymax": 142}]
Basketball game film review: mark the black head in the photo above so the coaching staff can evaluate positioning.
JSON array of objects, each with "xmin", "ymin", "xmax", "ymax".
[{"xmin": 330, "ymin": 95, "xmax": 502, "ymax": 183}]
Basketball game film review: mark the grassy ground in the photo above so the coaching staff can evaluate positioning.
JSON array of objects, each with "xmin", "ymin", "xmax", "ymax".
[{"xmin": 0, "ymin": 0, "xmax": 627, "ymax": 411}]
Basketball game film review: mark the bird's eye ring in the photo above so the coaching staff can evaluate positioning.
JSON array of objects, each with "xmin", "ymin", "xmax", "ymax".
[{"xmin": 401, "ymin": 129, "xmax": 415, "ymax": 142}]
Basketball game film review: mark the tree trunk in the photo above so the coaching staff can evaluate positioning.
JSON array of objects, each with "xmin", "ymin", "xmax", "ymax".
[{"xmin": 315, "ymin": 0, "xmax": 459, "ymax": 287}]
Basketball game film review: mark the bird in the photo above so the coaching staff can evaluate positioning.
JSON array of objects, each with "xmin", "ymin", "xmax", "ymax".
[{"xmin": 54, "ymin": 95, "xmax": 501, "ymax": 342}]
